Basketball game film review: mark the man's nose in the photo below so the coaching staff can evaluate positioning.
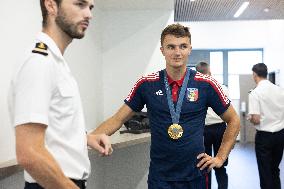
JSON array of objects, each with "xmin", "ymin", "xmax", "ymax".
[
  {"xmin": 84, "ymin": 8, "xmax": 93, "ymax": 20},
  {"xmin": 174, "ymin": 47, "xmax": 182, "ymax": 55}
]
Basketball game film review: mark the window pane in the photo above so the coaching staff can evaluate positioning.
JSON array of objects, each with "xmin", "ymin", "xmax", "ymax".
[
  {"xmin": 212, "ymin": 74, "xmax": 223, "ymax": 84},
  {"xmin": 210, "ymin": 52, "xmax": 223, "ymax": 75},
  {"xmin": 228, "ymin": 51, "xmax": 262, "ymax": 74},
  {"xmin": 228, "ymin": 75, "xmax": 240, "ymax": 99}
]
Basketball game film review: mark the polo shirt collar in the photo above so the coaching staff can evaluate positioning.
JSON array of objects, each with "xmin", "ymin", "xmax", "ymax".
[
  {"xmin": 167, "ymin": 70, "xmax": 186, "ymax": 86},
  {"xmin": 36, "ymin": 32, "xmax": 64, "ymax": 61}
]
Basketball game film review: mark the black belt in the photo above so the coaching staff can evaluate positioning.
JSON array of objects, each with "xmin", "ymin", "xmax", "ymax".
[
  {"xmin": 205, "ymin": 122, "xmax": 226, "ymax": 127},
  {"xmin": 25, "ymin": 179, "xmax": 87, "ymax": 189},
  {"xmin": 71, "ymin": 179, "xmax": 87, "ymax": 189},
  {"xmin": 257, "ymin": 128, "xmax": 284, "ymax": 134}
]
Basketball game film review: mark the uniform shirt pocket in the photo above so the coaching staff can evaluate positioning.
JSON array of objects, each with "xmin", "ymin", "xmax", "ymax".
[{"xmin": 55, "ymin": 81, "xmax": 76, "ymax": 116}]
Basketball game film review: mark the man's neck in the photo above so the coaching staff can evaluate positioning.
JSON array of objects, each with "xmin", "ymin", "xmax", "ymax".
[
  {"xmin": 165, "ymin": 66, "xmax": 187, "ymax": 81},
  {"xmin": 42, "ymin": 26, "xmax": 72, "ymax": 55},
  {"xmin": 256, "ymin": 77, "xmax": 266, "ymax": 85}
]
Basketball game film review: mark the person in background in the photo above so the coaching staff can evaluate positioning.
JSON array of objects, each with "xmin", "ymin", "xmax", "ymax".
[
  {"xmin": 9, "ymin": 0, "xmax": 111, "ymax": 188},
  {"xmin": 196, "ymin": 61, "xmax": 229, "ymax": 189},
  {"xmin": 248, "ymin": 63, "xmax": 284, "ymax": 189},
  {"xmin": 89, "ymin": 23, "xmax": 240, "ymax": 189}
]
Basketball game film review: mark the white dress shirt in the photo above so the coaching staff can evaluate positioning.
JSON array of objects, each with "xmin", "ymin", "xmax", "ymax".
[
  {"xmin": 205, "ymin": 84, "xmax": 229, "ymax": 125},
  {"xmin": 9, "ymin": 32, "xmax": 90, "ymax": 182},
  {"xmin": 248, "ymin": 79, "xmax": 284, "ymax": 132}
]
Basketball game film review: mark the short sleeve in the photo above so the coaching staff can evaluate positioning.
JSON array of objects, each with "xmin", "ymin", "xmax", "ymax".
[
  {"xmin": 248, "ymin": 92, "xmax": 260, "ymax": 115},
  {"xmin": 124, "ymin": 79, "xmax": 146, "ymax": 112},
  {"xmin": 207, "ymin": 80, "xmax": 230, "ymax": 116},
  {"xmin": 13, "ymin": 55, "xmax": 54, "ymax": 126}
]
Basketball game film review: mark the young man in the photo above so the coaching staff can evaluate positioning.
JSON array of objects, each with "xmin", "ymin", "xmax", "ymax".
[
  {"xmin": 9, "ymin": 0, "xmax": 111, "ymax": 188},
  {"xmin": 196, "ymin": 61, "xmax": 229, "ymax": 189},
  {"xmin": 248, "ymin": 63, "xmax": 284, "ymax": 189},
  {"xmin": 90, "ymin": 23, "xmax": 240, "ymax": 189}
]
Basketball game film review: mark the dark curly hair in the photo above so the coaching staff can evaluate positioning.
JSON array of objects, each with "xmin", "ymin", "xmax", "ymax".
[
  {"xmin": 160, "ymin": 23, "xmax": 191, "ymax": 46},
  {"xmin": 252, "ymin": 63, "xmax": 267, "ymax": 78}
]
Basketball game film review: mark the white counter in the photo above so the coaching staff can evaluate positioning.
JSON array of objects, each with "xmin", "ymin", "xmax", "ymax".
[{"xmin": 0, "ymin": 132, "xmax": 151, "ymax": 169}]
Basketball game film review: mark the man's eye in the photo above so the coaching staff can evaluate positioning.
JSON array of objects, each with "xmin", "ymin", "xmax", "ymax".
[
  {"xmin": 181, "ymin": 45, "xmax": 188, "ymax": 49},
  {"xmin": 76, "ymin": 2, "xmax": 85, "ymax": 7}
]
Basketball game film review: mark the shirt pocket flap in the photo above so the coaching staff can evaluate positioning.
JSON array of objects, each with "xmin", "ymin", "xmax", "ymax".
[{"xmin": 58, "ymin": 82, "xmax": 75, "ymax": 97}]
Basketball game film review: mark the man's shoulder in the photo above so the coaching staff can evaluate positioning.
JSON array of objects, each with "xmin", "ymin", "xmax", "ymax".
[
  {"xmin": 193, "ymin": 71, "xmax": 220, "ymax": 88},
  {"xmin": 137, "ymin": 71, "xmax": 161, "ymax": 86}
]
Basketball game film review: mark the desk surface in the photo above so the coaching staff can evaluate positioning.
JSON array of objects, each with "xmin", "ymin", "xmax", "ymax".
[{"xmin": 0, "ymin": 132, "xmax": 151, "ymax": 169}]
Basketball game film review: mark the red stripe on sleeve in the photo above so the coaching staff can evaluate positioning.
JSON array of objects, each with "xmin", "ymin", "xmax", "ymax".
[
  {"xmin": 194, "ymin": 72, "xmax": 230, "ymax": 106},
  {"xmin": 126, "ymin": 72, "xmax": 160, "ymax": 101}
]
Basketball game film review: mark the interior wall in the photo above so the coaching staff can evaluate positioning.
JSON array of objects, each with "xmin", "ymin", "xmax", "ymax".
[
  {"xmin": 181, "ymin": 20, "xmax": 284, "ymax": 87},
  {"xmin": 102, "ymin": 18, "xmax": 284, "ymax": 119},
  {"xmin": 0, "ymin": 0, "xmax": 42, "ymax": 164},
  {"xmin": 102, "ymin": 10, "xmax": 174, "ymax": 118},
  {"xmin": 0, "ymin": 0, "xmax": 103, "ymax": 163}
]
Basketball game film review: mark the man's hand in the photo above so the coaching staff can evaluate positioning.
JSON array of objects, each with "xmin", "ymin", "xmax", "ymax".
[
  {"xmin": 196, "ymin": 153, "xmax": 224, "ymax": 172},
  {"xmin": 247, "ymin": 114, "xmax": 260, "ymax": 125},
  {"xmin": 87, "ymin": 134, "xmax": 113, "ymax": 156}
]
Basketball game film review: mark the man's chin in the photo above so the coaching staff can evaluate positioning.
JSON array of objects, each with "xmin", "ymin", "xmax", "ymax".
[{"xmin": 71, "ymin": 32, "xmax": 85, "ymax": 39}]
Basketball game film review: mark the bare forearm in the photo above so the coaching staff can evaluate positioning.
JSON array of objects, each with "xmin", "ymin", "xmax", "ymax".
[
  {"xmin": 216, "ymin": 117, "xmax": 240, "ymax": 162},
  {"xmin": 19, "ymin": 149, "xmax": 78, "ymax": 189},
  {"xmin": 92, "ymin": 116, "xmax": 124, "ymax": 136},
  {"xmin": 91, "ymin": 104, "xmax": 135, "ymax": 136}
]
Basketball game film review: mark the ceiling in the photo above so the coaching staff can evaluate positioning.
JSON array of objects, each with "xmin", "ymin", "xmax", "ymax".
[
  {"xmin": 96, "ymin": 0, "xmax": 173, "ymax": 11},
  {"xmin": 175, "ymin": 0, "xmax": 284, "ymax": 22}
]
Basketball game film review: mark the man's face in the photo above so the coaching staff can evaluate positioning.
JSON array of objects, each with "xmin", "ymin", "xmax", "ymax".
[
  {"xmin": 55, "ymin": 0, "xmax": 94, "ymax": 39},
  {"xmin": 160, "ymin": 35, "xmax": 192, "ymax": 69}
]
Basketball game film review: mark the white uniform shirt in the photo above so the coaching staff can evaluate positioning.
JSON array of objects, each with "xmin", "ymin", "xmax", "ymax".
[
  {"xmin": 9, "ymin": 32, "xmax": 90, "ymax": 182},
  {"xmin": 248, "ymin": 79, "xmax": 284, "ymax": 132},
  {"xmin": 205, "ymin": 84, "xmax": 229, "ymax": 126}
]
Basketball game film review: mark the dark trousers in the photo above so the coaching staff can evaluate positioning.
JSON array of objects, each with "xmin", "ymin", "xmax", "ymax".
[
  {"xmin": 24, "ymin": 179, "xmax": 87, "ymax": 189},
  {"xmin": 148, "ymin": 175, "xmax": 207, "ymax": 189},
  {"xmin": 255, "ymin": 128, "xmax": 284, "ymax": 189},
  {"xmin": 204, "ymin": 122, "xmax": 228, "ymax": 189}
]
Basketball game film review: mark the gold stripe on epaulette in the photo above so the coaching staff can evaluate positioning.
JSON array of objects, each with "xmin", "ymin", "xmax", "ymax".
[{"xmin": 32, "ymin": 42, "xmax": 48, "ymax": 56}]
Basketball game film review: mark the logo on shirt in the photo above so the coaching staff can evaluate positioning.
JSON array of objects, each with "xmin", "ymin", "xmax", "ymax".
[
  {"xmin": 187, "ymin": 88, "xmax": 198, "ymax": 102},
  {"xmin": 155, "ymin": 90, "xmax": 163, "ymax": 96}
]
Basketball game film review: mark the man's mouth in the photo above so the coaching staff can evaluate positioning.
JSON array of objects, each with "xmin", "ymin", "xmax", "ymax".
[{"xmin": 80, "ymin": 21, "xmax": 89, "ymax": 29}]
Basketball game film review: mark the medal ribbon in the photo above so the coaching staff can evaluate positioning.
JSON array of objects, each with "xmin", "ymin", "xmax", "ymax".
[{"xmin": 164, "ymin": 69, "xmax": 190, "ymax": 124}]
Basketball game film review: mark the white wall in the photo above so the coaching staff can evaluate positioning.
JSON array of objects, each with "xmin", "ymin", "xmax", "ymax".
[
  {"xmin": 181, "ymin": 20, "xmax": 284, "ymax": 86},
  {"xmin": 102, "ymin": 10, "xmax": 174, "ymax": 117},
  {"xmin": 0, "ymin": 1, "xmax": 103, "ymax": 163},
  {"xmin": 102, "ymin": 16, "xmax": 284, "ymax": 118},
  {"xmin": 0, "ymin": 0, "xmax": 42, "ymax": 164}
]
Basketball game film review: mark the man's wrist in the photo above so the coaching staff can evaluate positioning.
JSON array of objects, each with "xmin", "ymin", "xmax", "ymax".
[{"xmin": 215, "ymin": 155, "xmax": 226, "ymax": 163}]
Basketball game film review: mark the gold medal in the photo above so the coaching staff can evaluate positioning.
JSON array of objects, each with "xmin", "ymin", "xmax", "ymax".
[{"xmin": 168, "ymin": 124, "xmax": 183, "ymax": 139}]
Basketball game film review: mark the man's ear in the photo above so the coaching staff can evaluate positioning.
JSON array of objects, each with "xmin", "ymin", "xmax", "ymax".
[
  {"xmin": 44, "ymin": 0, "xmax": 58, "ymax": 16},
  {"xmin": 160, "ymin": 46, "xmax": 165, "ymax": 56}
]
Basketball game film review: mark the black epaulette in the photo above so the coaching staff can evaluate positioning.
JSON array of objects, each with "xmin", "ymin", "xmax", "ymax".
[{"xmin": 32, "ymin": 42, "xmax": 48, "ymax": 56}]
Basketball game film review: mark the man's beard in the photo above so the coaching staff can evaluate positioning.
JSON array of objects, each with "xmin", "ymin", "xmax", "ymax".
[{"xmin": 55, "ymin": 9, "xmax": 85, "ymax": 39}]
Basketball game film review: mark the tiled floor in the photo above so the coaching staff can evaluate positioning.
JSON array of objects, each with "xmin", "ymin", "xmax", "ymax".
[{"xmin": 211, "ymin": 142, "xmax": 284, "ymax": 189}]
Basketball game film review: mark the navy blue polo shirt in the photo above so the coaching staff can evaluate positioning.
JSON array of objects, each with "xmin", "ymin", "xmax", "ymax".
[{"xmin": 124, "ymin": 69, "xmax": 230, "ymax": 181}]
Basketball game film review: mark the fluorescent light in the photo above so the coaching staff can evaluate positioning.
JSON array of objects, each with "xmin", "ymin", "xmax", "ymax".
[
  {"xmin": 264, "ymin": 8, "xmax": 269, "ymax": 12},
  {"xmin": 234, "ymin": 2, "xmax": 249, "ymax": 18},
  {"xmin": 190, "ymin": 0, "xmax": 195, "ymax": 1}
]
